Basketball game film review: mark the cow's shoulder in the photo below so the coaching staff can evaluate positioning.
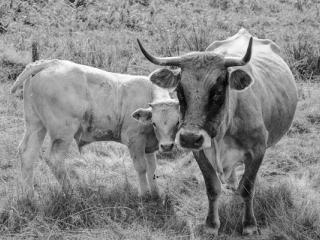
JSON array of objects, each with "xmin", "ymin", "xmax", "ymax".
[{"xmin": 206, "ymin": 28, "xmax": 281, "ymax": 57}]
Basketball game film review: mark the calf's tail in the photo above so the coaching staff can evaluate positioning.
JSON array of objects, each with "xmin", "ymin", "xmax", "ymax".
[{"xmin": 10, "ymin": 59, "xmax": 59, "ymax": 94}]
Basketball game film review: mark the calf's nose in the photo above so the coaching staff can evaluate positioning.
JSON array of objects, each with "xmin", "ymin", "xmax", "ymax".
[{"xmin": 160, "ymin": 143, "xmax": 174, "ymax": 152}]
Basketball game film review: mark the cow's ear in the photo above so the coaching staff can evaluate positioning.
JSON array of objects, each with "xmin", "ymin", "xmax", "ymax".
[
  {"xmin": 229, "ymin": 69, "xmax": 254, "ymax": 90},
  {"xmin": 149, "ymin": 68, "xmax": 180, "ymax": 89},
  {"xmin": 132, "ymin": 108, "xmax": 152, "ymax": 124}
]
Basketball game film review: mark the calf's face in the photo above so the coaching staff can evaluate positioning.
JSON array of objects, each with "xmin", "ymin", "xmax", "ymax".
[{"xmin": 132, "ymin": 100, "xmax": 180, "ymax": 152}]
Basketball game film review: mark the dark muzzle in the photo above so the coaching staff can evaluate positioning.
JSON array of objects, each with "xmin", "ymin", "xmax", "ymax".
[{"xmin": 179, "ymin": 132, "xmax": 204, "ymax": 149}]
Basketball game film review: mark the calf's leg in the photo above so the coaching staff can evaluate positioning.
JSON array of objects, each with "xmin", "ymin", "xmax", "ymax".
[
  {"xmin": 226, "ymin": 168, "xmax": 238, "ymax": 191},
  {"xmin": 145, "ymin": 153, "xmax": 159, "ymax": 198},
  {"xmin": 46, "ymin": 138, "xmax": 73, "ymax": 193},
  {"xmin": 128, "ymin": 143, "xmax": 149, "ymax": 197},
  {"xmin": 19, "ymin": 122, "xmax": 46, "ymax": 196}
]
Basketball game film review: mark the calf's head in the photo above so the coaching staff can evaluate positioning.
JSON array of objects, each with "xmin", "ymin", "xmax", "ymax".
[
  {"xmin": 132, "ymin": 100, "xmax": 180, "ymax": 152},
  {"xmin": 137, "ymin": 38, "xmax": 253, "ymax": 150}
]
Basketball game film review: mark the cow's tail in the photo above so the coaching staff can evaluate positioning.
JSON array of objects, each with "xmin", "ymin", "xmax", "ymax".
[{"xmin": 10, "ymin": 59, "xmax": 59, "ymax": 94}]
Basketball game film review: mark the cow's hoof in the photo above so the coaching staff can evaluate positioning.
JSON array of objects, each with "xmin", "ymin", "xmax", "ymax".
[
  {"xmin": 195, "ymin": 224, "xmax": 219, "ymax": 238},
  {"xmin": 242, "ymin": 225, "xmax": 258, "ymax": 235}
]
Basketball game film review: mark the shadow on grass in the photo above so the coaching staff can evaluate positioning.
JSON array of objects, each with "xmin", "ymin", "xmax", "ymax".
[{"xmin": 0, "ymin": 183, "xmax": 189, "ymax": 237}]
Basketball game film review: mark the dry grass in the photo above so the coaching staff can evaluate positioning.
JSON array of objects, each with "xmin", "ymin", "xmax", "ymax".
[{"xmin": 0, "ymin": 0, "xmax": 320, "ymax": 239}]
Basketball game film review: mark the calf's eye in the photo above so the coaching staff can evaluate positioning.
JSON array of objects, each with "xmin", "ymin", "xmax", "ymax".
[{"xmin": 152, "ymin": 123, "xmax": 156, "ymax": 127}]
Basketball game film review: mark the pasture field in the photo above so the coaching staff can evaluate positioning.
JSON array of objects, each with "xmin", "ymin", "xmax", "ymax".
[{"xmin": 0, "ymin": 0, "xmax": 320, "ymax": 239}]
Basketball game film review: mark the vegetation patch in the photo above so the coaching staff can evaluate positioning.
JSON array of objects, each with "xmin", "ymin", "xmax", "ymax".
[
  {"xmin": 219, "ymin": 181, "xmax": 320, "ymax": 239},
  {"xmin": 287, "ymin": 119, "xmax": 311, "ymax": 136},
  {"xmin": 306, "ymin": 113, "xmax": 320, "ymax": 125},
  {"xmin": 0, "ymin": 0, "xmax": 320, "ymax": 239},
  {"xmin": 0, "ymin": 184, "xmax": 190, "ymax": 238}
]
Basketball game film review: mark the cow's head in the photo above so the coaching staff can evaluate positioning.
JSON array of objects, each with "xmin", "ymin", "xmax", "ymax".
[
  {"xmin": 132, "ymin": 99, "xmax": 180, "ymax": 152},
  {"xmin": 137, "ymin": 38, "xmax": 253, "ymax": 150}
]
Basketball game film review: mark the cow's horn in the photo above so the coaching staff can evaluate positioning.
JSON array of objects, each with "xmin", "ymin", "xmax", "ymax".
[
  {"xmin": 224, "ymin": 37, "xmax": 253, "ymax": 68},
  {"xmin": 137, "ymin": 39, "xmax": 182, "ymax": 66}
]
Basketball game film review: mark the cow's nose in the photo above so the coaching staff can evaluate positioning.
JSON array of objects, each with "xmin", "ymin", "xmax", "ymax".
[
  {"xmin": 160, "ymin": 143, "xmax": 174, "ymax": 152},
  {"xmin": 180, "ymin": 132, "xmax": 204, "ymax": 149}
]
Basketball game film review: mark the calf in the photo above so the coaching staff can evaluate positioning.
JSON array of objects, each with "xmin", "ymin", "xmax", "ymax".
[{"xmin": 11, "ymin": 59, "xmax": 180, "ymax": 198}]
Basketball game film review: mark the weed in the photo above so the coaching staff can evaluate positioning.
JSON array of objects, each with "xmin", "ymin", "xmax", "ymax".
[
  {"xmin": 285, "ymin": 36, "xmax": 320, "ymax": 82},
  {"xmin": 287, "ymin": 120, "xmax": 311, "ymax": 136},
  {"xmin": 181, "ymin": 24, "xmax": 211, "ymax": 52}
]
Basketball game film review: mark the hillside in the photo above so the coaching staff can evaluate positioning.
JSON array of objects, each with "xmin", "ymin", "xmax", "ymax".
[{"xmin": 0, "ymin": 0, "xmax": 320, "ymax": 239}]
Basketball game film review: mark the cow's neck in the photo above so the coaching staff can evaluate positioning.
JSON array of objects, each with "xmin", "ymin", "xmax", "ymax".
[
  {"xmin": 223, "ymin": 87, "xmax": 242, "ymax": 140},
  {"xmin": 215, "ymin": 86, "xmax": 234, "ymax": 142}
]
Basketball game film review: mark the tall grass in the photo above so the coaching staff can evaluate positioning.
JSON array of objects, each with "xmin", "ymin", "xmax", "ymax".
[
  {"xmin": 285, "ymin": 35, "xmax": 320, "ymax": 82},
  {"xmin": 1, "ymin": 0, "xmax": 320, "ymax": 239},
  {"xmin": 0, "ymin": 183, "xmax": 189, "ymax": 238},
  {"xmin": 219, "ymin": 180, "xmax": 320, "ymax": 239}
]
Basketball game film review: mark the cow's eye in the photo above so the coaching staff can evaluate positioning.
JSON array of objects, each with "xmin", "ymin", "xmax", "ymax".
[
  {"xmin": 176, "ymin": 121, "xmax": 180, "ymax": 126},
  {"xmin": 152, "ymin": 122, "xmax": 156, "ymax": 127}
]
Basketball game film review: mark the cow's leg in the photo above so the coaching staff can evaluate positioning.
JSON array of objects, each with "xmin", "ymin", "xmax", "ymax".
[
  {"xmin": 145, "ymin": 153, "xmax": 160, "ymax": 198},
  {"xmin": 128, "ymin": 143, "xmax": 149, "ymax": 197},
  {"xmin": 238, "ymin": 145, "xmax": 265, "ymax": 235},
  {"xmin": 46, "ymin": 138, "xmax": 73, "ymax": 193},
  {"xmin": 19, "ymin": 122, "xmax": 46, "ymax": 196},
  {"xmin": 193, "ymin": 150, "xmax": 221, "ymax": 237}
]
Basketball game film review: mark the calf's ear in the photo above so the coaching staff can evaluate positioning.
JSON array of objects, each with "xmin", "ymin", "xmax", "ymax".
[
  {"xmin": 229, "ymin": 69, "xmax": 254, "ymax": 90},
  {"xmin": 149, "ymin": 68, "xmax": 180, "ymax": 89},
  {"xmin": 132, "ymin": 108, "xmax": 152, "ymax": 124}
]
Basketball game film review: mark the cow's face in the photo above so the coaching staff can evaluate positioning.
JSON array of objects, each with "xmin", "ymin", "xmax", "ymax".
[
  {"xmin": 176, "ymin": 60, "xmax": 229, "ymax": 149},
  {"xmin": 137, "ymin": 38, "xmax": 253, "ymax": 150},
  {"xmin": 132, "ymin": 100, "xmax": 180, "ymax": 152}
]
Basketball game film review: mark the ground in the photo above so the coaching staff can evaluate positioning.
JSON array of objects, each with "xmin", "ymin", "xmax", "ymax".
[{"xmin": 0, "ymin": 0, "xmax": 319, "ymax": 239}]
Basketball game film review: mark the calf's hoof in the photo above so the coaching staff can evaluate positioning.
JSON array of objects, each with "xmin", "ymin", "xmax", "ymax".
[
  {"xmin": 242, "ymin": 225, "xmax": 259, "ymax": 235},
  {"xmin": 195, "ymin": 224, "xmax": 219, "ymax": 238},
  {"xmin": 141, "ymin": 191, "xmax": 158, "ymax": 202},
  {"xmin": 150, "ymin": 190, "xmax": 161, "ymax": 200}
]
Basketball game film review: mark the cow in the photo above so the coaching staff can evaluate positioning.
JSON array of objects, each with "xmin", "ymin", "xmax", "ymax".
[
  {"xmin": 10, "ymin": 59, "xmax": 180, "ymax": 198},
  {"xmin": 137, "ymin": 28, "xmax": 298, "ymax": 236}
]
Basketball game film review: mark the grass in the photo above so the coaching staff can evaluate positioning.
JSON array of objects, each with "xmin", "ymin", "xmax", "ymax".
[{"xmin": 0, "ymin": 0, "xmax": 320, "ymax": 239}]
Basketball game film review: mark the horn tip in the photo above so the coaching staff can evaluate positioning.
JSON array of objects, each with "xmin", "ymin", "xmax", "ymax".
[
  {"xmin": 249, "ymin": 37, "xmax": 253, "ymax": 48},
  {"xmin": 136, "ymin": 38, "xmax": 142, "ymax": 47},
  {"xmin": 244, "ymin": 37, "xmax": 253, "ymax": 63}
]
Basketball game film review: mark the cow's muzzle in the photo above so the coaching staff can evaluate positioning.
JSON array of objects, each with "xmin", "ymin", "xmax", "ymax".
[{"xmin": 176, "ymin": 129, "xmax": 211, "ymax": 150}]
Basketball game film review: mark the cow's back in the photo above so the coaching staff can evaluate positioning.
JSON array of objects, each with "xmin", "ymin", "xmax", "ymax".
[{"xmin": 207, "ymin": 29, "xmax": 298, "ymax": 146}]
